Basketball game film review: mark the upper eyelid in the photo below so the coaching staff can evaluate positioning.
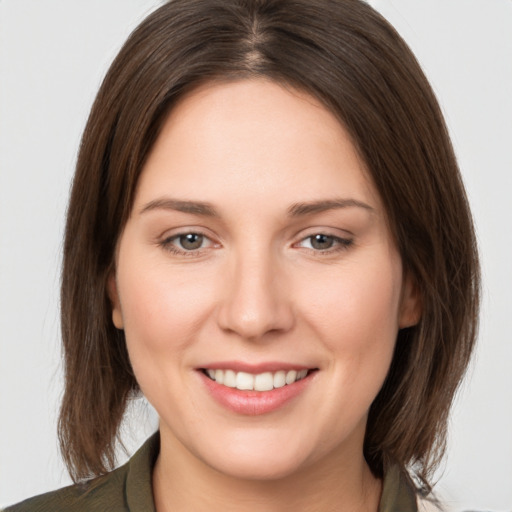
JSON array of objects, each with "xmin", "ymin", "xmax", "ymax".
[
  {"xmin": 295, "ymin": 225, "xmax": 354, "ymax": 237},
  {"xmin": 163, "ymin": 231, "xmax": 217, "ymax": 247},
  {"xmin": 163, "ymin": 230, "xmax": 209, "ymax": 240},
  {"xmin": 159, "ymin": 226, "xmax": 218, "ymax": 241},
  {"xmin": 291, "ymin": 226, "xmax": 354, "ymax": 243}
]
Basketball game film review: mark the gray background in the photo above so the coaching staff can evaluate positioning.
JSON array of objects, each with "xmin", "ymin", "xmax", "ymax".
[{"xmin": 1, "ymin": 0, "xmax": 511, "ymax": 509}]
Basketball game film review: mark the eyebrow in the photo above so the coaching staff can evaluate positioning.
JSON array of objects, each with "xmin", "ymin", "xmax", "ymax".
[
  {"xmin": 287, "ymin": 198, "xmax": 374, "ymax": 216},
  {"xmin": 139, "ymin": 198, "xmax": 219, "ymax": 217},
  {"xmin": 139, "ymin": 197, "xmax": 374, "ymax": 217}
]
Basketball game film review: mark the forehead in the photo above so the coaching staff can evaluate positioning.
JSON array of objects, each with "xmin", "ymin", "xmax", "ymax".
[{"xmin": 135, "ymin": 79, "xmax": 380, "ymax": 214}]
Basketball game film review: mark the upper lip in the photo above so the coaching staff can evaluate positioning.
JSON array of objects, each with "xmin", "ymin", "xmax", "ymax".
[{"xmin": 198, "ymin": 361, "xmax": 316, "ymax": 373}]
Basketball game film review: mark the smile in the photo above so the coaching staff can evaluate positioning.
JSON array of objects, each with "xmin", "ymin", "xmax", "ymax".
[
  {"xmin": 199, "ymin": 366, "xmax": 317, "ymax": 415},
  {"xmin": 204, "ymin": 369, "xmax": 309, "ymax": 392}
]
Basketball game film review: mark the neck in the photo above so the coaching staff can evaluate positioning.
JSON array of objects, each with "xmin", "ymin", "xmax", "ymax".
[{"xmin": 152, "ymin": 430, "xmax": 382, "ymax": 512}]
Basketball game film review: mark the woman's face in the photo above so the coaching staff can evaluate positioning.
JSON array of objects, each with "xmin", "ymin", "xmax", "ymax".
[{"xmin": 110, "ymin": 79, "xmax": 419, "ymax": 480}]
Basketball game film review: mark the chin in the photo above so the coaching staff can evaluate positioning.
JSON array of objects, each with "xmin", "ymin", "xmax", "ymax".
[
  {"xmin": 195, "ymin": 435, "xmax": 318, "ymax": 482},
  {"xmin": 209, "ymin": 454, "xmax": 308, "ymax": 481}
]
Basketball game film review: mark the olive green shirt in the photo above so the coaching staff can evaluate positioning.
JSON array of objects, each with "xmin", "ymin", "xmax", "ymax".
[{"xmin": 5, "ymin": 433, "xmax": 417, "ymax": 511}]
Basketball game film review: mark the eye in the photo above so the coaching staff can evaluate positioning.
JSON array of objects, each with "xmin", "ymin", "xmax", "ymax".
[
  {"xmin": 308, "ymin": 234, "xmax": 335, "ymax": 250},
  {"xmin": 160, "ymin": 231, "xmax": 216, "ymax": 255},
  {"xmin": 176, "ymin": 233, "xmax": 206, "ymax": 250},
  {"xmin": 296, "ymin": 233, "xmax": 353, "ymax": 252}
]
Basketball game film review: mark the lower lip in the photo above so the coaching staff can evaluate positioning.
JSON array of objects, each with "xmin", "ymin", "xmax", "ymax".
[{"xmin": 199, "ymin": 371, "xmax": 315, "ymax": 416}]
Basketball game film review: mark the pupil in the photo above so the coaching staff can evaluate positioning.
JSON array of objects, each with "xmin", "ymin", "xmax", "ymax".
[
  {"xmin": 180, "ymin": 233, "xmax": 203, "ymax": 250},
  {"xmin": 311, "ymin": 234, "xmax": 333, "ymax": 250}
]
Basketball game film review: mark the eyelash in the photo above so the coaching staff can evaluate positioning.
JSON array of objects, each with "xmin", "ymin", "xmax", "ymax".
[{"xmin": 158, "ymin": 231, "xmax": 354, "ymax": 257}]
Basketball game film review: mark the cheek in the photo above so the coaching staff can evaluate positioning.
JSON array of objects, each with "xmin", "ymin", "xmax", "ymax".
[
  {"xmin": 300, "ymin": 251, "xmax": 402, "ymax": 357},
  {"xmin": 296, "ymin": 253, "xmax": 403, "ymax": 435},
  {"xmin": 116, "ymin": 261, "xmax": 220, "ymax": 412},
  {"xmin": 116, "ymin": 259, "xmax": 217, "ymax": 361}
]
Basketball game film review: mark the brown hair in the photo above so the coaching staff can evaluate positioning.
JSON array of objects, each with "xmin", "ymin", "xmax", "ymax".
[{"xmin": 59, "ymin": 0, "xmax": 480, "ymax": 491}]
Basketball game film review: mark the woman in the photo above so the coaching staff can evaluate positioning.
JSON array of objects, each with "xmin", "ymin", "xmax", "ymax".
[{"xmin": 5, "ymin": 0, "xmax": 479, "ymax": 510}]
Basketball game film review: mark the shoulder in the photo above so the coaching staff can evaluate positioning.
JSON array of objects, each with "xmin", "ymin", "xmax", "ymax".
[
  {"xmin": 417, "ymin": 498, "xmax": 442, "ymax": 512},
  {"xmin": 380, "ymin": 465, "xmax": 418, "ymax": 511},
  {"xmin": 3, "ymin": 432, "xmax": 159, "ymax": 512},
  {"xmin": 3, "ymin": 466, "xmax": 129, "ymax": 512}
]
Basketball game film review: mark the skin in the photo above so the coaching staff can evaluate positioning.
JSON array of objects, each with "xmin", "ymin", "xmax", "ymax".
[{"xmin": 109, "ymin": 79, "xmax": 420, "ymax": 511}]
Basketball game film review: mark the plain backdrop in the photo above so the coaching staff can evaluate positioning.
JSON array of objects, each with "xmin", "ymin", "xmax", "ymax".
[{"xmin": 1, "ymin": 0, "xmax": 511, "ymax": 509}]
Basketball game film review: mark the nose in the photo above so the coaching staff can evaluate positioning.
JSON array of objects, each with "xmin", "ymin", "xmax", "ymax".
[{"xmin": 216, "ymin": 250, "xmax": 295, "ymax": 341}]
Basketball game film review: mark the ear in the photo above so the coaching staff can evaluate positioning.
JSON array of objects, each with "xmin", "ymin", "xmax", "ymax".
[
  {"xmin": 107, "ymin": 272, "xmax": 124, "ymax": 330},
  {"xmin": 398, "ymin": 274, "xmax": 422, "ymax": 329}
]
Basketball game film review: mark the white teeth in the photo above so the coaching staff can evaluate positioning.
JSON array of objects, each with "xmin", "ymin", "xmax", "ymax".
[
  {"xmin": 285, "ymin": 370, "xmax": 297, "ymax": 385},
  {"xmin": 254, "ymin": 372, "xmax": 274, "ymax": 391},
  {"xmin": 236, "ymin": 371, "xmax": 254, "ymax": 390},
  {"xmin": 273, "ymin": 370, "xmax": 286, "ymax": 388},
  {"xmin": 205, "ymin": 368, "xmax": 310, "ymax": 391},
  {"xmin": 223, "ymin": 369, "xmax": 236, "ymax": 388}
]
